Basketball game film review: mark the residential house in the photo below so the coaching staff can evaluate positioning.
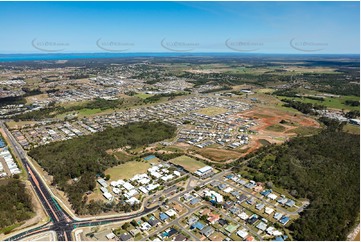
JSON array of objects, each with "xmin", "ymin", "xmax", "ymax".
[
  {"xmin": 174, "ymin": 234, "xmax": 187, "ymax": 241},
  {"xmin": 273, "ymin": 212, "xmax": 283, "ymax": 221},
  {"xmin": 207, "ymin": 213, "xmax": 220, "ymax": 224},
  {"xmin": 119, "ymin": 232, "xmax": 132, "ymax": 241},
  {"xmin": 280, "ymin": 216, "xmax": 290, "ymax": 225},
  {"xmin": 187, "ymin": 216, "xmax": 198, "ymax": 225},
  {"xmin": 191, "ymin": 221, "xmax": 205, "ymax": 230},
  {"xmin": 159, "ymin": 212, "xmax": 169, "ymax": 221},
  {"xmin": 201, "ymin": 226, "xmax": 215, "ymax": 238},
  {"xmin": 285, "ymin": 200, "xmax": 295, "ymax": 207},
  {"xmin": 256, "ymin": 222, "xmax": 267, "ymax": 231},
  {"xmin": 225, "ymin": 224, "xmax": 239, "ymax": 234},
  {"xmin": 218, "ymin": 219, "xmax": 229, "ymax": 227},
  {"xmin": 237, "ymin": 229, "xmax": 249, "ymax": 240}
]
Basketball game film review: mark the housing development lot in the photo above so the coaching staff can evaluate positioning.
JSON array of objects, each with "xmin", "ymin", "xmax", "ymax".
[{"xmin": 0, "ymin": 54, "xmax": 359, "ymax": 241}]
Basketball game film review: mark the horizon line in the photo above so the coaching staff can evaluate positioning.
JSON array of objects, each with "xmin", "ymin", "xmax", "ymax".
[{"xmin": 0, "ymin": 52, "xmax": 359, "ymax": 55}]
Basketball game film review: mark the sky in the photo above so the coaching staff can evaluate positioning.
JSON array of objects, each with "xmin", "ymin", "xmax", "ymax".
[{"xmin": 0, "ymin": 1, "xmax": 359, "ymax": 54}]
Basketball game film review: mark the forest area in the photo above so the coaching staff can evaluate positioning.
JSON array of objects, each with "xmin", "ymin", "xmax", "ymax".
[
  {"xmin": 234, "ymin": 123, "xmax": 360, "ymax": 240},
  {"xmin": 28, "ymin": 122, "xmax": 176, "ymax": 214},
  {"xmin": 0, "ymin": 179, "xmax": 33, "ymax": 231}
]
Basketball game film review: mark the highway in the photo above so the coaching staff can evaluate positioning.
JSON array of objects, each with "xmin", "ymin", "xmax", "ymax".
[
  {"xmin": 1, "ymin": 120, "xmax": 263, "ymax": 242},
  {"xmin": 1, "ymin": 122, "xmax": 160, "ymax": 241}
]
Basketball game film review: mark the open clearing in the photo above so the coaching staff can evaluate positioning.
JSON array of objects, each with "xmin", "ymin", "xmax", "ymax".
[
  {"xmin": 196, "ymin": 107, "xmax": 228, "ymax": 116},
  {"xmin": 343, "ymin": 124, "xmax": 360, "ymax": 135},
  {"xmin": 256, "ymin": 88, "xmax": 275, "ymax": 94},
  {"xmin": 194, "ymin": 148, "xmax": 242, "ymax": 162},
  {"xmin": 277, "ymin": 95, "xmax": 360, "ymax": 111},
  {"xmin": 104, "ymin": 161, "xmax": 152, "ymax": 180},
  {"xmin": 169, "ymin": 155, "xmax": 206, "ymax": 172},
  {"xmin": 286, "ymin": 126, "xmax": 321, "ymax": 136},
  {"xmin": 266, "ymin": 124, "xmax": 286, "ymax": 132},
  {"xmin": 135, "ymin": 93, "xmax": 153, "ymax": 99},
  {"xmin": 6, "ymin": 120, "xmax": 39, "ymax": 130},
  {"xmin": 237, "ymin": 106, "xmax": 320, "ymax": 156}
]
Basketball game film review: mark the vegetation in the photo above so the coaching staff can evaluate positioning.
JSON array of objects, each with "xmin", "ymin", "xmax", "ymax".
[
  {"xmin": 265, "ymin": 124, "xmax": 286, "ymax": 132},
  {"xmin": 155, "ymin": 152, "xmax": 183, "ymax": 161},
  {"xmin": 345, "ymin": 110, "xmax": 360, "ymax": 119},
  {"xmin": 104, "ymin": 161, "xmax": 151, "ymax": 180},
  {"xmin": 169, "ymin": 155, "xmax": 206, "ymax": 172},
  {"xmin": 13, "ymin": 98, "xmax": 125, "ymax": 121},
  {"xmin": 143, "ymin": 92, "xmax": 189, "ymax": 103},
  {"xmin": 0, "ymin": 179, "xmax": 33, "ymax": 230},
  {"xmin": 28, "ymin": 122, "xmax": 176, "ymax": 214},
  {"xmin": 0, "ymin": 96, "xmax": 26, "ymax": 107},
  {"xmin": 234, "ymin": 126, "xmax": 360, "ymax": 240},
  {"xmin": 344, "ymin": 100, "xmax": 360, "ymax": 107},
  {"xmin": 282, "ymin": 99, "xmax": 326, "ymax": 114}
]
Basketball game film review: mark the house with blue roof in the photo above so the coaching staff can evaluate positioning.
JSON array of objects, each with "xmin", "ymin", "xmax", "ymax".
[
  {"xmin": 285, "ymin": 199, "xmax": 295, "ymax": 207},
  {"xmin": 225, "ymin": 174, "xmax": 234, "ymax": 179},
  {"xmin": 260, "ymin": 189, "xmax": 272, "ymax": 197},
  {"xmin": 279, "ymin": 216, "xmax": 290, "ymax": 225},
  {"xmin": 218, "ymin": 183, "xmax": 227, "ymax": 190},
  {"xmin": 190, "ymin": 197, "xmax": 201, "ymax": 205},
  {"xmin": 191, "ymin": 221, "xmax": 205, "ymax": 230},
  {"xmin": 159, "ymin": 212, "xmax": 169, "ymax": 221}
]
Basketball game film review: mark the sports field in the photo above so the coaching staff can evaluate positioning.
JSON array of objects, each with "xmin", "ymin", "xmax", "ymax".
[
  {"xmin": 169, "ymin": 155, "xmax": 206, "ymax": 172},
  {"xmin": 104, "ymin": 161, "xmax": 152, "ymax": 180}
]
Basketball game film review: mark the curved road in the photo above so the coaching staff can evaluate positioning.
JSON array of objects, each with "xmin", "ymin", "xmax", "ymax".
[{"xmin": 1, "ymin": 122, "xmax": 159, "ymax": 241}]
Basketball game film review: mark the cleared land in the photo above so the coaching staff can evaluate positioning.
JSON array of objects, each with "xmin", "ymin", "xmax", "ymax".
[
  {"xmin": 343, "ymin": 124, "xmax": 360, "ymax": 135},
  {"xmin": 237, "ymin": 107, "xmax": 320, "ymax": 156},
  {"xmin": 265, "ymin": 124, "xmax": 286, "ymax": 132},
  {"xmin": 286, "ymin": 126, "xmax": 321, "ymax": 136},
  {"xmin": 169, "ymin": 155, "xmax": 206, "ymax": 172},
  {"xmin": 277, "ymin": 95, "xmax": 360, "ymax": 111},
  {"xmin": 196, "ymin": 107, "xmax": 228, "ymax": 116},
  {"xmin": 104, "ymin": 161, "xmax": 152, "ymax": 180},
  {"xmin": 195, "ymin": 148, "xmax": 242, "ymax": 162},
  {"xmin": 135, "ymin": 93, "xmax": 154, "ymax": 99}
]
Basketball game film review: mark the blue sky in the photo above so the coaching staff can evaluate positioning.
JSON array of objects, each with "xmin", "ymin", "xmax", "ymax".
[{"xmin": 0, "ymin": 1, "xmax": 359, "ymax": 54}]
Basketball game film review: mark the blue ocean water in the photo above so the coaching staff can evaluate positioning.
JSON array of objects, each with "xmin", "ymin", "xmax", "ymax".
[
  {"xmin": 0, "ymin": 53, "xmax": 358, "ymax": 62},
  {"xmin": 0, "ymin": 52, "xmax": 237, "ymax": 62}
]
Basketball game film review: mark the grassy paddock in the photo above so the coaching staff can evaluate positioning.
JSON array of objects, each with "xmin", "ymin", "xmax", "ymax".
[
  {"xmin": 104, "ymin": 161, "xmax": 152, "ymax": 180},
  {"xmin": 265, "ymin": 124, "xmax": 286, "ymax": 132},
  {"xmin": 169, "ymin": 155, "xmax": 206, "ymax": 173},
  {"xmin": 277, "ymin": 95, "xmax": 360, "ymax": 111}
]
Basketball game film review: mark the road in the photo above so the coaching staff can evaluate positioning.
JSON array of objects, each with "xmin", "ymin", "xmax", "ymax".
[
  {"xmin": 1, "ymin": 122, "xmax": 161, "ymax": 241},
  {"xmin": 2, "ymin": 120, "xmax": 283, "ymax": 242}
]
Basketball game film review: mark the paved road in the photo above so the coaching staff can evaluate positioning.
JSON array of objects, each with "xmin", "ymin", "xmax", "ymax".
[
  {"xmin": 1, "ymin": 122, "xmax": 161, "ymax": 241},
  {"xmin": 218, "ymin": 175, "xmax": 300, "ymax": 216},
  {"xmin": 1, "ymin": 120, "xmax": 236, "ymax": 242}
]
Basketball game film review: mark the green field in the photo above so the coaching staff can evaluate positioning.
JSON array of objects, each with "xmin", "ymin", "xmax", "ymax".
[
  {"xmin": 77, "ymin": 108, "xmax": 103, "ymax": 115},
  {"xmin": 286, "ymin": 126, "xmax": 321, "ymax": 136},
  {"xmin": 169, "ymin": 155, "xmax": 206, "ymax": 172},
  {"xmin": 104, "ymin": 161, "xmax": 152, "ymax": 180},
  {"xmin": 343, "ymin": 124, "xmax": 360, "ymax": 135},
  {"xmin": 277, "ymin": 95, "xmax": 360, "ymax": 111},
  {"xmin": 265, "ymin": 124, "xmax": 286, "ymax": 132},
  {"xmin": 256, "ymin": 88, "xmax": 275, "ymax": 94},
  {"xmin": 135, "ymin": 93, "xmax": 154, "ymax": 99}
]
